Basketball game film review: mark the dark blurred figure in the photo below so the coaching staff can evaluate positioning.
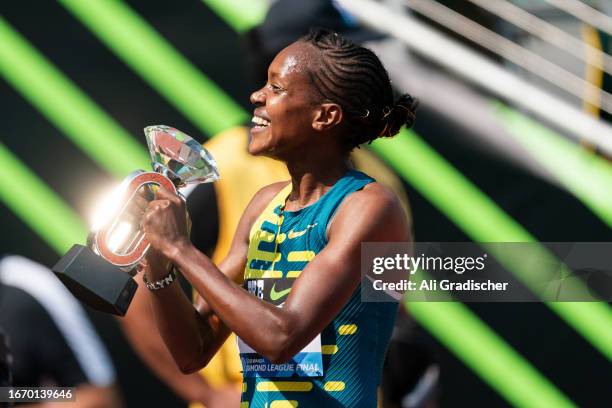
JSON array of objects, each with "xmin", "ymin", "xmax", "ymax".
[
  {"xmin": 382, "ymin": 310, "xmax": 438, "ymax": 408},
  {"xmin": 0, "ymin": 255, "xmax": 122, "ymax": 407}
]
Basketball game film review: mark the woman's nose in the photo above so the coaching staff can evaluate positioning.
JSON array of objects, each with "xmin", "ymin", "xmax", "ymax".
[{"xmin": 250, "ymin": 87, "xmax": 266, "ymax": 106}]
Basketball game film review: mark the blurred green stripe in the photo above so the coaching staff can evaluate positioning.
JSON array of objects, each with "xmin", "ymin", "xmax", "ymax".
[
  {"xmin": 372, "ymin": 133, "xmax": 531, "ymax": 242},
  {"xmin": 0, "ymin": 17, "xmax": 149, "ymax": 177},
  {"xmin": 409, "ymin": 300, "xmax": 575, "ymax": 408},
  {"xmin": 371, "ymin": 131, "xmax": 533, "ymax": 242},
  {"xmin": 0, "ymin": 143, "xmax": 86, "ymax": 254},
  {"xmin": 372, "ymin": 132, "xmax": 612, "ymax": 360},
  {"xmin": 201, "ymin": 0, "xmax": 268, "ymax": 32},
  {"xmin": 407, "ymin": 272, "xmax": 576, "ymax": 407},
  {"xmin": 60, "ymin": 0, "xmax": 247, "ymax": 136},
  {"xmin": 495, "ymin": 103, "xmax": 612, "ymax": 228}
]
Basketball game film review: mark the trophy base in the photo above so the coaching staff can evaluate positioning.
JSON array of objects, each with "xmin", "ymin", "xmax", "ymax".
[{"xmin": 52, "ymin": 244, "xmax": 138, "ymax": 316}]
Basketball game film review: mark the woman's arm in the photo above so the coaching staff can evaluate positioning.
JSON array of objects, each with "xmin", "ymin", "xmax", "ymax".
[
  {"xmin": 120, "ymin": 272, "xmax": 241, "ymax": 406},
  {"xmin": 143, "ymin": 182, "xmax": 410, "ymax": 365},
  {"xmin": 138, "ymin": 248, "xmax": 221, "ymax": 374},
  {"xmin": 140, "ymin": 182, "xmax": 288, "ymax": 373}
]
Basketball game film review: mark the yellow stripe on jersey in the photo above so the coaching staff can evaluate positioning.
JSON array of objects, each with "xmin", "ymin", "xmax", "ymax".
[
  {"xmin": 240, "ymin": 402, "xmax": 249, "ymax": 408},
  {"xmin": 338, "ymin": 324, "xmax": 358, "ymax": 335},
  {"xmin": 270, "ymin": 401, "xmax": 299, "ymax": 408},
  {"xmin": 287, "ymin": 251, "xmax": 315, "ymax": 262},
  {"xmin": 321, "ymin": 345, "xmax": 338, "ymax": 355},
  {"xmin": 246, "ymin": 247, "xmax": 282, "ymax": 263},
  {"xmin": 243, "ymin": 269, "xmax": 283, "ymax": 279},
  {"xmin": 256, "ymin": 381, "xmax": 313, "ymax": 392},
  {"xmin": 258, "ymin": 230, "xmax": 277, "ymax": 243},
  {"xmin": 324, "ymin": 381, "xmax": 346, "ymax": 392},
  {"xmin": 246, "ymin": 231, "xmax": 284, "ymax": 264},
  {"xmin": 248, "ymin": 184, "xmax": 292, "ymax": 239},
  {"xmin": 242, "ymin": 383, "xmax": 247, "ymax": 393},
  {"xmin": 286, "ymin": 271, "xmax": 302, "ymax": 278}
]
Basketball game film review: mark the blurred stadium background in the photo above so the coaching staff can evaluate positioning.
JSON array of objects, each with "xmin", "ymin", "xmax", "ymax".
[{"xmin": 1, "ymin": 0, "xmax": 611, "ymax": 407}]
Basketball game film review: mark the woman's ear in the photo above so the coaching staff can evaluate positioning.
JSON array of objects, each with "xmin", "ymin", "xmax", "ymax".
[{"xmin": 312, "ymin": 103, "xmax": 343, "ymax": 131}]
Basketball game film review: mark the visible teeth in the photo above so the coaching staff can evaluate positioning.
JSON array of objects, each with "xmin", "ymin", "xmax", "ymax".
[{"xmin": 252, "ymin": 116, "xmax": 270, "ymax": 126}]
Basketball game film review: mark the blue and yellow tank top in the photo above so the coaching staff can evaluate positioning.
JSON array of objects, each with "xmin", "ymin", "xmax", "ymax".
[{"xmin": 241, "ymin": 170, "xmax": 398, "ymax": 408}]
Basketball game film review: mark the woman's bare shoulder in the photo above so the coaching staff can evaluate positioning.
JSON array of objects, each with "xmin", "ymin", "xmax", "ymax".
[
  {"xmin": 330, "ymin": 181, "xmax": 410, "ymax": 242},
  {"xmin": 243, "ymin": 180, "xmax": 291, "ymax": 219},
  {"xmin": 352, "ymin": 181, "xmax": 405, "ymax": 212}
]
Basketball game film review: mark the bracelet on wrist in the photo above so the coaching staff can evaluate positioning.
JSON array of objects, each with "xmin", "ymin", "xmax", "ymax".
[{"xmin": 143, "ymin": 267, "xmax": 178, "ymax": 291}]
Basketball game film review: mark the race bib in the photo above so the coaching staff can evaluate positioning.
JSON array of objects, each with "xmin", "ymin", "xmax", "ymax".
[{"xmin": 237, "ymin": 334, "xmax": 324, "ymax": 377}]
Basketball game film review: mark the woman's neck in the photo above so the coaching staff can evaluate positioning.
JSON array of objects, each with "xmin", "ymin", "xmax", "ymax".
[{"xmin": 284, "ymin": 157, "xmax": 351, "ymax": 211}]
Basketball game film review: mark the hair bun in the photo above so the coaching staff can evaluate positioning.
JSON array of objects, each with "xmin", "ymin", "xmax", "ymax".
[{"xmin": 383, "ymin": 93, "xmax": 418, "ymax": 138}]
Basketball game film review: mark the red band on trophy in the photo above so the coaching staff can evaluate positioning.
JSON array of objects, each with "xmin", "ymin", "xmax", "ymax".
[{"xmin": 96, "ymin": 172, "xmax": 177, "ymax": 267}]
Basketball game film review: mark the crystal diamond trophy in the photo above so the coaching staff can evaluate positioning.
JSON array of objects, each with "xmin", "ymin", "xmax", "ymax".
[{"xmin": 53, "ymin": 126, "xmax": 219, "ymax": 316}]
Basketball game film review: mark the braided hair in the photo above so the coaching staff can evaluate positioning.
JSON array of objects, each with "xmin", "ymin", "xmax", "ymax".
[{"xmin": 301, "ymin": 28, "xmax": 418, "ymax": 151}]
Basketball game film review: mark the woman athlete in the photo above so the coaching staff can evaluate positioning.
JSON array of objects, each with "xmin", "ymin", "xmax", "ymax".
[{"xmin": 140, "ymin": 28, "xmax": 417, "ymax": 407}]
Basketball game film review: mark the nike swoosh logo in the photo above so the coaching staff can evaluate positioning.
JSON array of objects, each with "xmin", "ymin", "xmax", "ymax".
[
  {"xmin": 287, "ymin": 223, "xmax": 318, "ymax": 240},
  {"xmin": 287, "ymin": 229, "xmax": 307, "ymax": 239},
  {"xmin": 270, "ymin": 284, "xmax": 292, "ymax": 301}
]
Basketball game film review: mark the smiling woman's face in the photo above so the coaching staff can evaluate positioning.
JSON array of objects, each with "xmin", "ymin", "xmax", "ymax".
[{"xmin": 248, "ymin": 41, "xmax": 322, "ymax": 159}]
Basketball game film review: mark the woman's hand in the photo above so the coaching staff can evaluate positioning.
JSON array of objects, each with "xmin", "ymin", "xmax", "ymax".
[{"xmin": 142, "ymin": 186, "xmax": 190, "ymax": 258}]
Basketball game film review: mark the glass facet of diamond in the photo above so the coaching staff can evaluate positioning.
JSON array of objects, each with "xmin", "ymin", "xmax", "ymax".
[{"xmin": 144, "ymin": 125, "xmax": 220, "ymax": 186}]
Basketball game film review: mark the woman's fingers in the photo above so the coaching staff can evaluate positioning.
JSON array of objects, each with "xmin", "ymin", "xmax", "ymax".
[
  {"xmin": 141, "ymin": 185, "xmax": 189, "ymax": 255},
  {"xmin": 154, "ymin": 185, "xmax": 180, "ymax": 202}
]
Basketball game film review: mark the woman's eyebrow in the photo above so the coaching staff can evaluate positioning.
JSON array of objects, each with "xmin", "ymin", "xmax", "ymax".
[{"xmin": 269, "ymin": 71, "xmax": 288, "ymax": 87}]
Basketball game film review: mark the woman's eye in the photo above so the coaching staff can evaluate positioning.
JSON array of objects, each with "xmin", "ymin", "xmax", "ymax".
[{"xmin": 270, "ymin": 83, "xmax": 283, "ymax": 92}]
